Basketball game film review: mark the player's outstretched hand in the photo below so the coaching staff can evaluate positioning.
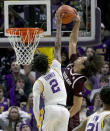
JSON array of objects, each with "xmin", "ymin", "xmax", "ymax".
[
  {"xmin": 74, "ymin": 13, "xmax": 80, "ymax": 23},
  {"xmin": 72, "ymin": 8, "xmax": 80, "ymax": 23}
]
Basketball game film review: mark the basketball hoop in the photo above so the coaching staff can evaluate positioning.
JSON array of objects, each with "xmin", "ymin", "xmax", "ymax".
[{"xmin": 6, "ymin": 28, "xmax": 43, "ymax": 65}]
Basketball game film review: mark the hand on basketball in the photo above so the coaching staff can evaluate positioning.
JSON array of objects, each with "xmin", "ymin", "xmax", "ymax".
[
  {"xmin": 75, "ymin": 14, "xmax": 80, "ymax": 22},
  {"xmin": 74, "ymin": 12, "xmax": 80, "ymax": 23},
  {"xmin": 71, "ymin": 8, "xmax": 80, "ymax": 22}
]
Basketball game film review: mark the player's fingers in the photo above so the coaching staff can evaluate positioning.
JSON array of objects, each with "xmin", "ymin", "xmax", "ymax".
[
  {"xmin": 73, "ymin": 8, "xmax": 77, "ymax": 15},
  {"xmin": 60, "ymin": 13, "xmax": 65, "ymax": 18}
]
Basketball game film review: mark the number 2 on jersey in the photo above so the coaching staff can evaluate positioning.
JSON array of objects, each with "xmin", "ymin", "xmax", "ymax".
[{"xmin": 49, "ymin": 79, "xmax": 60, "ymax": 93}]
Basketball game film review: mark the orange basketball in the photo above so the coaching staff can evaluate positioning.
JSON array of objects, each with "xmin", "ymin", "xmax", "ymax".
[{"xmin": 57, "ymin": 5, "xmax": 76, "ymax": 24}]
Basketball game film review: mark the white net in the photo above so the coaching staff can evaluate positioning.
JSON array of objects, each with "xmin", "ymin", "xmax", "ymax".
[{"xmin": 6, "ymin": 28, "xmax": 43, "ymax": 65}]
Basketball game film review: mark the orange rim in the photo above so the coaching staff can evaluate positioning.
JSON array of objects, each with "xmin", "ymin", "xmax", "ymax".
[
  {"xmin": 6, "ymin": 28, "xmax": 43, "ymax": 44},
  {"xmin": 6, "ymin": 28, "xmax": 43, "ymax": 34}
]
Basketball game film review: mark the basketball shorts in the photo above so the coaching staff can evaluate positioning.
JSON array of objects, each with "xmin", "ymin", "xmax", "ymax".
[{"xmin": 39, "ymin": 104, "xmax": 70, "ymax": 131}]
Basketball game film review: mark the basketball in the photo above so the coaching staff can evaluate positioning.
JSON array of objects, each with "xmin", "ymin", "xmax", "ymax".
[{"xmin": 57, "ymin": 5, "xmax": 76, "ymax": 24}]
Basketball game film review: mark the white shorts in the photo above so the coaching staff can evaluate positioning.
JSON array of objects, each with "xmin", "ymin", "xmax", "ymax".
[{"xmin": 39, "ymin": 105, "xmax": 70, "ymax": 131}]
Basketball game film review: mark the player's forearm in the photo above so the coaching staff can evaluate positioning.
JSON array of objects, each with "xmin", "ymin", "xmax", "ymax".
[
  {"xmin": 33, "ymin": 83, "xmax": 41, "ymax": 125},
  {"xmin": 54, "ymin": 23, "xmax": 61, "ymax": 61},
  {"xmin": 69, "ymin": 21, "xmax": 80, "ymax": 44},
  {"xmin": 69, "ymin": 104, "xmax": 81, "ymax": 117},
  {"xmin": 69, "ymin": 20, "xmax": 80, "ymax": 57},
  {"xmin": 33, "ymin": 102, "xmax": 40, "ymax": 125},
  {"xmin": 55, "ymin": 23, "xmax": 61, "ymax": 49},
  {"xmin": 54, "ymin": 12, "xmax": 62, "ymax": 61}
]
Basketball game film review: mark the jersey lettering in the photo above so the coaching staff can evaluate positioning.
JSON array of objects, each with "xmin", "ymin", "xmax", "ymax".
[
  {"xmin": 63, "ymin": 72, "xmax": 72, "ymax": 86},
  {"xmin": 44, "ymin": 72, "xmax": 55, "ymax": 81}
]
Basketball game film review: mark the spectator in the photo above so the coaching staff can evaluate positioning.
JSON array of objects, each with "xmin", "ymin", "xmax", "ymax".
[
  {"xmin": 0, "ymin": 84, "xmax": 9, "ymax": 114},
  {"xmin": 90, "ymin": 75, "xmax": 109, "ymax": 102},
  {"xmin": 83, "ymin": 47, "xmax": 96, "ymax": 100},
  {"xmin": 4, "ymin": 60, "xmax": 33, "ymax": 100},
  {"xmin": 92, "ymin": 61, "xmax": 110, "ymax": 90},
  {"xmin": 87, "ymin": 92, "xmax": 103, "ymax": 116},
  {"xmin": 79, "ymin": 97, "xmax": 88, "ymax": 123},
  {"xmin": 21, "ymin": 92, "xmax": 38, "ymax": 131},
  {"xmin": 10, "ymin": 74, "xmax": 27, "ymax": 106},
  {"xmin": 14, "ymin": 121, "xmax": 22, "ymax": 131},
  {"xmin": 20, "ymin": 123, "xmax": 31, "ymax": 131},
  {"xmin": 21, "ymin": 65, "xmax": 36, "ymax": 84},
  {"xmin": 19, "ymin": 97, "xmax": 27, "ymax": 110},
  {"xmin": 85, "ymin": 47, "xmax": 95, "ymax": 58},
  {"xmin": 0, "ymin": 106, "xmax": 31, "ymax": 131},
  {"xmin": 93, "ymin": 23, "xmax": 110, "ymax": 61},
  {"xmin": 0, "ymin": 48, "xmax": 15, "ymax": 84}
]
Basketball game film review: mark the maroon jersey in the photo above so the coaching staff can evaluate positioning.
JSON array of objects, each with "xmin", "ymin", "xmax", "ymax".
[{"xmin": 63, "ymin": 54, "xmax": 87, "ymax": 130}]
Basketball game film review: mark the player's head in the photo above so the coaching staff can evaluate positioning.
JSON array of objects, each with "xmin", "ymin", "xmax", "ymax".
[
  {"xmin": 100, "ymin": 86, "xmax": 110, "ymax": 105},
  {"xmin": 33, "ymin": 54, "xmax": 49, "ymax": 74},
  {"xmin": 20, "ymin": 123, "xmax": 31, "ymax": 131},
  {"xmin": 99, "ymin": 75, "xmax": 109, "ymax": 88},
  {"xmin": 74, "ymin": 56, "xmax": 87, "ymax": 73},
  {"xmin": 81, "ymin": 54, "xmax": 103, "ymax": 78}
]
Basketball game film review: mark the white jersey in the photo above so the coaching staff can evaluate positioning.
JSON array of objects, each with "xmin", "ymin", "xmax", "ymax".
[
  {"xmin": 35, "ymin": 59, "xmax": 67, "ymax": 105},
  {"xmin": 85, "ymin": 111, "xmax": 110, "ymax": 131},
  {"xmin": 38, "ymin": 60, "xmax": 67, "ymax": 105}
]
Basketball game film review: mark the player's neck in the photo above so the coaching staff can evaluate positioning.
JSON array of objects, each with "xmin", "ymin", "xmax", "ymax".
[{"xmin": 73, "ymin": 67, "xmax": 81, "ymax": 74}]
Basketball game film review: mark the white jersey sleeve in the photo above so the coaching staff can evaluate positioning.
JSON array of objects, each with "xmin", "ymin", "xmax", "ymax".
[
  {"xmin": 51, "ymin": 59, "xmax": 61, "ymax": 71},
  {"xmin": 33, "ymin": 80, "xmax": 43, "ymax": 125}
]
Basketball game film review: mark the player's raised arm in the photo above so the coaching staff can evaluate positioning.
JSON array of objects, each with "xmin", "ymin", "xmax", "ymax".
[
  {"xmin": 69, "ymin": 12, "xmax": 80, "ymax": 58},
  {"xmin": 54, "ymin": 11, "xmax": 62, "ymax": 62}
]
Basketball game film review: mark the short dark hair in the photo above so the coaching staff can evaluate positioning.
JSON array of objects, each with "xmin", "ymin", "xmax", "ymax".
[
  {"xmin": 99, "ymin": 75, "xmax": 109, "ymax": 83},
  {"xmin": 15, "ymin": 74, "xmax": 25, "ymax": 84},
  {"xmin": 81, "ymin": 54, "xmax": 103, "ymax": 78},
  {"xmin": 102, "ymin": 61, "xmax": 109, "ymax": 66},
  {"xmin": 100, "ymin": 86, "xmax": 110, "ymax": 105},
  {"xmin": 32, "ymin": 54, "xmax": 48, "ymax": 74}
]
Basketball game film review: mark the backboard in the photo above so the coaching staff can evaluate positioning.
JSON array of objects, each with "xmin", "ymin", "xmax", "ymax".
[{"xmin": 0, "ymin": 0, "xmax": 101, "ymax": 47}]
